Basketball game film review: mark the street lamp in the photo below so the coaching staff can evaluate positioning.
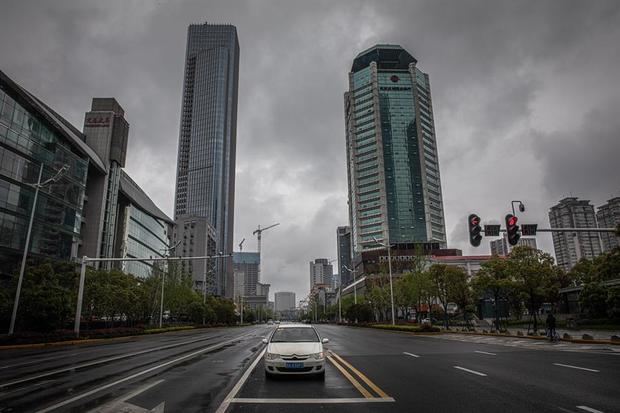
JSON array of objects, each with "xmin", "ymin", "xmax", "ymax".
[
  {"xmin": 511, "ymin": 200, "xmax": 525, "ymax": 216},
  {"xmin": 9, "ymin": 163, "xmax": 69, "ymax": 335},
  {"xmin": 159, "ymin": 240, "xmax": 181, "ymax": 328},
  {"xmin": 372, "ymin": 236, "xmax": 396, "ymax": 326},
  {"xmin": 342, "ymin": 265, "xmax": 358, "ymax": 304}
]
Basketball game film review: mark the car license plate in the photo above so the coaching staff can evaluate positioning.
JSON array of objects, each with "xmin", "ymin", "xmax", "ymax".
[{"xmin": 285, "ymin": 362, "xmax": 304, "ymax": 369}]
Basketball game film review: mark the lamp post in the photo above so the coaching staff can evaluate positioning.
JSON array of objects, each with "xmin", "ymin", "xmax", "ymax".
[
  {"xmin": 9, "ymin": 163, "xmax": 69, "ymax": 335},
  {"xmin": 159, "ymin": 240, "xmax": 181, "ymax": 328},
  {"xmin": 372, "ymin": 236, "xmax": 396, "ymax": 326},
  {"xmin": 343, "ymin": 265, "xmax": 357, "ymax": 304}
]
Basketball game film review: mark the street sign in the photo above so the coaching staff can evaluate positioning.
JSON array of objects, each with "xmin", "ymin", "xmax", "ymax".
[
  {"xmin": 484, "ymin": 225, "xmax": 500, "ymax": 237},
  {"xmin": 521, "ymin": 224, "xmax": 538, "ymax": 236}
]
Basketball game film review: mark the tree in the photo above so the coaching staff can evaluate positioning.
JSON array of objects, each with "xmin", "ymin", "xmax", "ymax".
[
  {"xmin": 428, "ymin": 264, "xmax": 469, "ymax": 329},
  {"xmin": 5, "ymin": 260, "xmax": 77, "ymax": 332},
  {"xmin": 472, "ymin": 257, "xmax": 513, "ymax": 330},
  {"xmin": 579, "ymin": 282, "xmax": 607, "ymax": 318},
  {"xmin": 508, "ymin": 246, "xmax": 557, "ymax": 332},
  {"xmin": 606, "ymin": 287, "xmax": 620, "ymax": 319}
]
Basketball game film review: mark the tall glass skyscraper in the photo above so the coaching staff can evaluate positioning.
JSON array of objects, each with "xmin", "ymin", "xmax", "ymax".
[
  {"xmin": 345, "ymin": 45, "xmax": 447, "ymax": 254},
  {"xmin": 174, "ymin": 23, "xmax": 239, "ymax": 297}
]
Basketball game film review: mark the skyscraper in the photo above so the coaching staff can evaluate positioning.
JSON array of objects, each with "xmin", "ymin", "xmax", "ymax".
[
  {"xmin": 309, "ymin": 258, "xmax": 333, "ymax": 289},
  {"xmin": 549, "ymin": 197, "xmax": 602, "ymax": 271},
  {"xmin": 597, "ymin": 197, "xmax": 620, "ymax": 252},
  {"xmin": 344, "ymin": 45, "xmax": 446, "ymax": 255},
  {"xmin": 174, "ymin": 23, "xmax": 240, "ymax": 296},
  {"xmin": 337, "ymin": 226, "xmax": 352, "ymax": 286},
  {"xmin": 274, "ymin": 292, "xmax": 296, "ymax": 312}
]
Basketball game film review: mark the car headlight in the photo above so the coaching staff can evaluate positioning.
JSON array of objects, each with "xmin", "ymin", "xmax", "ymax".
[
  {"xmin": 311, "ymin": 352, "xmax": 324, "ymax": 360},
  {"xmin": 265, "ymin": 352, "xmax": 279, "ymax": 360}
]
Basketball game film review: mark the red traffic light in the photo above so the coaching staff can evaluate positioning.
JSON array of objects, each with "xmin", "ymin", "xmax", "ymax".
[
  {"xmin": 507, "ymin": 216, "xmax": 518, "ymax": 227},
  {"xmin": 470, "ymin": 216, "xmax": 480, "ymax": 226}
]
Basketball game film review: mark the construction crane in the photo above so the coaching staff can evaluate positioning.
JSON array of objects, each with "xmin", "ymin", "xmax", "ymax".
[
  {"xmin": 238, "ymin": 238, "xmax": 245, "ymax": 252},
  {"xmin": 252, "ymin": 223, "xmax": 279, "ymax": 282}
]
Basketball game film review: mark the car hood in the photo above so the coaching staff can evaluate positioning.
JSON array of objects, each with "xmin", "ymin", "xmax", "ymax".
[{"xmin": 267, "ymin": 342, "xmax": 322, "ymax": 355}]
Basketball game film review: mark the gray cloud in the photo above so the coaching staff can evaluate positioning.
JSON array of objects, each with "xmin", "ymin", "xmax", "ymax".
[{"xmin": 2, "ymin": 0, "xmax": 619, "ymax": 301}]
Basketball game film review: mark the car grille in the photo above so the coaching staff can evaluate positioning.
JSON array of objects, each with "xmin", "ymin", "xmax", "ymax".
[
  {"xmin": 276, "ymin": 367, "xmax": 314, "ymax": 372},
  {"xmin": 282, "ymin": 355, "xmax": 309, "ymax": 361}
]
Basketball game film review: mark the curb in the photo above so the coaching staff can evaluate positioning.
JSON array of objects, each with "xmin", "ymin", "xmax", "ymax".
[
  {"xmin": 440, "ymin": 330, "xmax": 620, "ymax": 346},
  {"xmin": 0, "ymin": 326, "xmax": 201, "ymax": 350}
]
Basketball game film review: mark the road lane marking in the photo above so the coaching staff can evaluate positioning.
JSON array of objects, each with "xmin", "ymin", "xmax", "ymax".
[
  {"xmin": 403, "ymin": 352, "xmax": 420, "ymax": 358},
  {"xmin": 327, "ymin": 354, "xmax": 373, "ymax": 399},
  {"xmin": 474, "ymin": 351, "xmax": 497, "ymax": 356},
  {"xmin": 34, "ymin": 332, "xmax": 255, "ymax": 413},
  {"xmin": 576, "ymin": 406, "xmax": 604, "ymax": 413},
  {"xmin": 553, "ymin": 363, "xmax": 600, "ymax": 373},
  {"xmin": 215, "ymin": 347, "xmax": 267, "ymax": 413},
  {"xmin": 87, "ymin": 379, "xmax": 164, "ymax": 412},
  {"xmin": 329, "ymin": 351, "xmax": 389, "ymax": 398},
  {"xmin": 453, "ymin": 366, "xmax": 487, "ymax": 377},
  {"xmin": 0, "ymin": 333, "xmax": 224, "ymax": 389},
  {"xmin": 231, "ymin": 397, "xmax": 395, "ymax": 403}
]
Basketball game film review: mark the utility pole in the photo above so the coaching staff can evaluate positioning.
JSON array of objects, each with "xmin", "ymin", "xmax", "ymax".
[
  {"xmin": 373, "ymin": 236, "xmax": 396, "ymax": 326},
  {"xmin": 9, "ymin": 164, "xmax": 68, "ymax": 335}
]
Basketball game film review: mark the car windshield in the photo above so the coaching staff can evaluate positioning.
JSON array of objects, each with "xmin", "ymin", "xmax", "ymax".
[{"xmin": 270, "ymin": 328, "xmax": 319, "ymax": 343}]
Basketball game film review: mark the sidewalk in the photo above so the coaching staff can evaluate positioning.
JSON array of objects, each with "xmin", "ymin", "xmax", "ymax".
[{"xmin": 504, "ymin": 327, "xmax": 620, "ymax": 341}]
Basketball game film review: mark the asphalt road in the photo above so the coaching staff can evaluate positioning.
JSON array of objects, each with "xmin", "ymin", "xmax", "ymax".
[{"xmin": 1, "ymin": 324, "xmax": 619, "ymax": 413}]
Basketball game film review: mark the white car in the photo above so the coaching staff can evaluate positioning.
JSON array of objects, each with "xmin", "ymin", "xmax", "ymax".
[{"xmin": 262, "ymin": 324, "xmax": 328, "ymax": 379}]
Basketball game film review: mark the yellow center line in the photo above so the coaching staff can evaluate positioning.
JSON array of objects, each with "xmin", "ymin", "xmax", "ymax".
[
  {"xmin": 326, "ymin": 354, "xmax": 373, "ymax": 399},
  {"xmin": 329, "ymin": 351, "xmax": 389, "ymax": 399}
]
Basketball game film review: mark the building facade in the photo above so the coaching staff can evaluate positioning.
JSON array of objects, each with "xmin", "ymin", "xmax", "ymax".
[
  {"xmin": 274, "ymin": 291, "xmax": 296, "ymax": 313},
  {"xmin": 174, "ymin": 23, "xmax": 240, "ymax": 297},
  {"xmin": 344, "ymin": 45, "xmax": 447, "ymax": 255},
  {"xmin": 173, "ymin": 215, "xmax": 217, "ymax": 292},
  {"xmin": 0, "ymin": 71, "xmax": 98, "ymax": 271},
  {"xmin": 0, "ymin": 71, "xmax": 171, "ymax": 279},
  {"xmin": 549, "ymin": 197, "xmax": 602, "ymax": 271},
  {"xmin": 79, "ymin": 98, "xmax": 130, "ymax": 267},
  {"xmin": 489, "ymin": 235, "xmax": 537, "ymax": 256},
  {"xmin": 597, "ymin": 197, "xmax": 620, "ymax": 252},
  {"xmin": 337, "ymin": 226, "xmax": 353, "ymax": 287},
  {"xmin": 310, "ymin": 258, "xmax": 333, "ymax": 290},
  {"xmin": 114, "ymin": 171, "xmax": 173, "ymax": 279},
  {"xmin": 233, "ymin": 252, "xmax": 260, "ymax": 296}
]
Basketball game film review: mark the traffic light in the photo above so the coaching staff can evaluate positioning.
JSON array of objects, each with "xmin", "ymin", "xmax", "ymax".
[
  {"xmin": 505, "ymin": 214, "xmax": 521, "ymax": 246},
  {"xmin": 468, "ymin": 214, "xmax": 482, "ymax": 247}
]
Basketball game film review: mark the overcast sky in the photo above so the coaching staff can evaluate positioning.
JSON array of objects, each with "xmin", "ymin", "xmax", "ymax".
[{"xmin": 1, "ymin": 0, "xmax": 619, "ymax": 302}]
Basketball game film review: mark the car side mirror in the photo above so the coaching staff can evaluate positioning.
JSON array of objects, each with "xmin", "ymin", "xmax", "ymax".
[
  {"xmin": 322, "ymin": 338, "xmax": 329, "ymax": 344},
  {"xmin": 262, "ymin": 338, "xmax": 268, "ymax": 344}
]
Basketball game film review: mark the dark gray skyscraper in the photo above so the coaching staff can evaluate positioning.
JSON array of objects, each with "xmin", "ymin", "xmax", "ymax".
[{"xmin": 174, "ymin": 23, "xmax": 239, "ymax": 297}]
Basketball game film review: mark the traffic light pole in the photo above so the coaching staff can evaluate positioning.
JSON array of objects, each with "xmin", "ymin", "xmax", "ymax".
[{"xmin": 480, "ymin": 228, "xmax": 616, "ymax": 233}]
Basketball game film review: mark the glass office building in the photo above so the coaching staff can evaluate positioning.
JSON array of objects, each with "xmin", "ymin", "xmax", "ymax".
[
  {"xmin": 115, "ymin": 171, "xmax": 172, "ymax": 279},
  {"xmin": 0, "ymin": 70, "xmax": 103, "ymax": 272},
  {"xmin": 344, "ymin": 45, "xmax": 447, "ymax": 253},
  {"xmin": 174, "ymin": 23, "xmax": 239, "ymax": 296}
]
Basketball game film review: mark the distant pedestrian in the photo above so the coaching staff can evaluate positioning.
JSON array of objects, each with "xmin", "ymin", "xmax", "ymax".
[{"xmin": 546, "ymin": 313, "xmax": 556, "ymax": 341}]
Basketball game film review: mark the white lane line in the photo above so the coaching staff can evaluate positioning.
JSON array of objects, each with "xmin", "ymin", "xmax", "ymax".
[
  {"xmin": 34, "ymin": 333, "xmax": 254, "ymax": 413},
  {"xmin": 403, "ymin": 352, "xmax": 420, "ymax": 358},
  {"xmin": 576, "ymin": 406, "xmax": 604, "ymax": 413},
  {"xmin": 553, "ymin": 363, "xmax": 600, "ymax": 373},
  {"xmin": 453, "ymin": 366, "xmax": 487, "ymax": 377},
  {"xmin": 87, "ymin": 379, "xmax": 165, "ymax": 413},
  {"xmin": 215, "ymin": 347, "xmax": 267, "ymax": 413},
  {"xmin": 231, "ymin": 397, "xmax": 395, "ymax": 404},
  {"xmin": 474, "ymin": 351, "xmax": 497, "ymax": 356},
  {"xmin": 0, "ymin": 334, "xmax": 222, "ymax": 388}
]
